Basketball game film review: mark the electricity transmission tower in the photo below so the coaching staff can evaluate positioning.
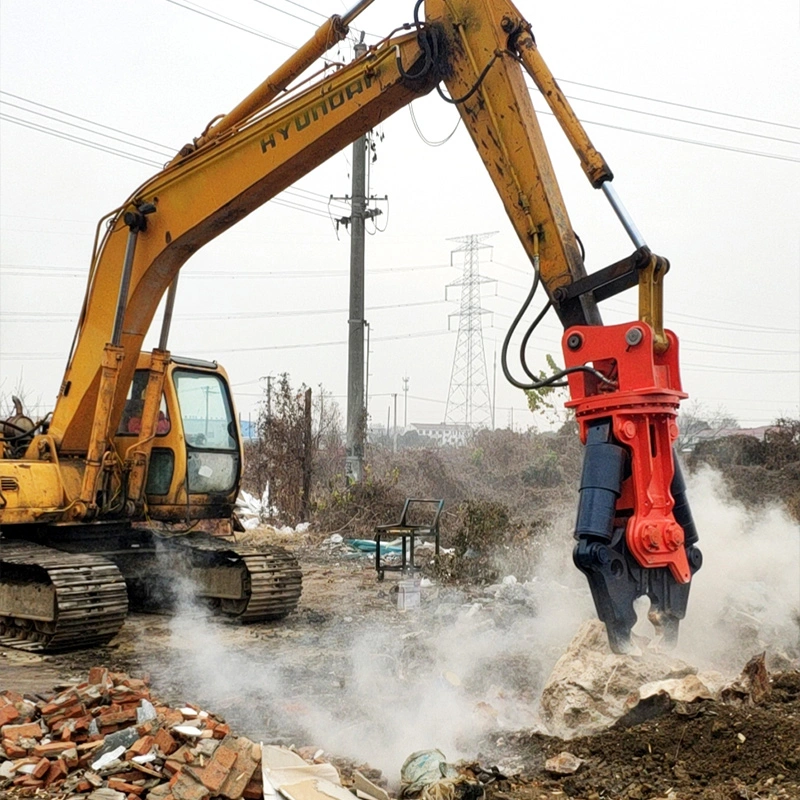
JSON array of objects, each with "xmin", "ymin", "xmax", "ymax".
[{"xmin": 444, "ymin": 233, "xmax": 495, "ymax": 429}]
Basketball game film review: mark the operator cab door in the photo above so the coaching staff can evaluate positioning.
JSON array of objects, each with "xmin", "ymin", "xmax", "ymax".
[{"xmin": 172, "ymin": 368, "xmax": 240, "ymax": 496}]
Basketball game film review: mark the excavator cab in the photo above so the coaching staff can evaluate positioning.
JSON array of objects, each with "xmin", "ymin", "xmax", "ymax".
[{"xmin": 113, "ymin": 354, "xmax": 243, "ymax": 529}]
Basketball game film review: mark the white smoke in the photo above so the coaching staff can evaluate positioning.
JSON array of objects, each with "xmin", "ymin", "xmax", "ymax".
[{"xmin": 142, "ymin": 466, "xmax": 799, "ymax": 780}]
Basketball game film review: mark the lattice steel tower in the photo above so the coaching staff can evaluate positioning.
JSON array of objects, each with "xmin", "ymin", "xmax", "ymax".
[{"xmin": 444, "ymin": 233, "xmax": 495, "ymax": 429}]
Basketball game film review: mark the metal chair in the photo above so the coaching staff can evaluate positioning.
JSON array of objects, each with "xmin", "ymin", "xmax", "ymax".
[{"xmin": 374, "ymin": 498, "xmax": 444, "ymax": 580}]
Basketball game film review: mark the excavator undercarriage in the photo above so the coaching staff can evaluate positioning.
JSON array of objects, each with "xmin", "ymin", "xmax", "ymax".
[{"xmin": 0, "ymin": 528, "xmax": 301, "ymax": 652}]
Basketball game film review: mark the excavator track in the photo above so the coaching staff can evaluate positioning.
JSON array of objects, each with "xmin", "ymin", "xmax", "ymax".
[
  {"xmin": 0, "ymin": 541, "xmax": 128, "ymax": 652},
  {"xmin": 157, "ymin": 533, "xmax": 302, "ymax": 621}
]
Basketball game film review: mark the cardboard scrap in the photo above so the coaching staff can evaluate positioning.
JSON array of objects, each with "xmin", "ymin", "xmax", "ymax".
[{"xmin": 262, "ymin": 744, "xmax": 351, "ymax": 800}]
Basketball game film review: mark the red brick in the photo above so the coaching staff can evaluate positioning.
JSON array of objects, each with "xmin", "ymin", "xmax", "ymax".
[
  {"xmin": 127, "ymin": 734, "xmax": 155, "ymax": 757},
  {"xmin": 218, "ymin": 736, "xmax": 259, "ymax": 800},
  {"xmin": 97, "ymin": 708, "xmax": 137, "ymax": 727},
  {"xmin": 32, "ymin": 741, "xmax": 74, "ymax": 758},
  {"xmin": 212, "ymin": 745, "xmax": 238, "ymax": 771},
  {"xmin": 3, "ymin": 740, "xmax": 28, "ymax": 758},
  {"xmin": 75, "ymin": 780, "xmax": 92, "ymax": 793},
  {"xmin": 63, "ymin": 747, "xmax": 79, "ymax": 769},
  {"xmin": 131, "ymin": 761, "xmax": 163, "ymax": 779},
  {"xmin": 1, "ymin": 690, "xmax": 24, "ymax": 705},
  {"xmin": 154, "ymin": 728, "xmax": 177, "ymax": 756},
  {"xmin": 47, "ymin": 701, "xmax": 86, "ymax": 721},
  {"xmin": 108, "ymin": 778, "xmax": 145, "ymax": 795},
  {"xmin": 44, "ymin": 758, "xmax": 68, "ymax": 786},
  {"xmin": 212, "ymin": 723, "xmax": 230, "ymax": 740},
  {"xmin": 189, "ymin": 760, "xmax": 231, "ymax": 794},
  {"xmin": 242, "ymin": 776, "xmax": 263, "ymax": 800},
  {"xmin": 88, "ymin": 667, "xmax": 109, "ymax": 685},
  {"xmin": 172, "ymin": 772, "xmax": 211, "ymax": 800},
  {"xmin": 1, "ymin": 721, "xmax": 43, "ymax": 742},
  {"xmin": 31, "ymin": 757, "xmax": 51, "ymax": 780},
  {"xmin": 0, "ymin": 704, "xmax": 20, "ymax": 727},
  {"xmin": 137, "ymin": 721, "xmax": 154, "ymax": 736}
]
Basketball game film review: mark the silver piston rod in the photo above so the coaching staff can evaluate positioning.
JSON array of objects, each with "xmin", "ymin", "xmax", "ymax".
[{"xmin": 602, "ymin": 182, "xmax": 647, "ymax": 250}]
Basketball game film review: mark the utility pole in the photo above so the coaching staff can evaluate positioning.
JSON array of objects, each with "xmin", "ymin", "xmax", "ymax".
[
  {"xmin": 491, "ymin": 349, "xmax": 497, "ymax": 431},
  {"xmin": 402, "ymin": 375, "xmax": 409, "ymax": 429},
  {"xmin": 344, "ymin": 39, "xmax": 368, "ymax": 484},
  {"xmin": 365, "ymin": 321, "xmax": 371, "ymax": 425},
  {"xmin": 260, "ymin": 374, "xmax": 274, "ymax": 515},
  {"xmin": 392, "ymin": 393, "xmax": 398, "ymax": 453}
]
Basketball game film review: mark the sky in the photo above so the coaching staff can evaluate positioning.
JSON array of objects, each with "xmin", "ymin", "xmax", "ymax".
[{"xmin": 1, "ymin": 0, "xmax": 798, "ymax": 434}]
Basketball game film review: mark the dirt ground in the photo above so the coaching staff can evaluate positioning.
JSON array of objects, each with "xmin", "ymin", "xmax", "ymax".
[{"xmin": 1, "ymin": 533, "xmax": 798, "ymax": 800}]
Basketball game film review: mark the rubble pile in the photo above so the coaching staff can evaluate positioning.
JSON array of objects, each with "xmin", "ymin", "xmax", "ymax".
[{"xmin": 0, "ymin": 667, "xmax": 273, "ymax": 800}]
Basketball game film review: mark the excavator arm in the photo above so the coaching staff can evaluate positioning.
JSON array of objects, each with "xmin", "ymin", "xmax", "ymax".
[
  {"xmin": 30, "ymin": 0, "xmax": 698, "ymax": 652},
  {"xmin": 427, "ymin": 0, "xmax": 701, "ymax": 652}
]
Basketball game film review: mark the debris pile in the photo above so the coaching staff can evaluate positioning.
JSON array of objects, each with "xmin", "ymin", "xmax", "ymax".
[
  {"xmin": 0, "ymin": 670, "xmax": 497, "ymax": 800},
  {"xmin": 1, "ymin": 667, "xmax": 277, "ymax": 799}
]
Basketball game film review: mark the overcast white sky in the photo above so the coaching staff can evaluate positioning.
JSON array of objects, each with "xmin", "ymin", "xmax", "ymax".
[{"xmin": 1, "ymin": 0, "xmax": 798, "ymax": 433}]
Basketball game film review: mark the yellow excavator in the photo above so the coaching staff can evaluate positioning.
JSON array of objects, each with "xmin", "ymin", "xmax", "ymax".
[{"xmin": 0, "ymin": 0, "xmax": 700, "ymax": 653}]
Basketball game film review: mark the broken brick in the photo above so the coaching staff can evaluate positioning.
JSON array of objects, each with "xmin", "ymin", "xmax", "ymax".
[
  {"xmin": 88, "ymin": 666, "xmax": 109, "ymax": 685},
  {"xmin": 3, "ymin": 740, "xmax": 28, "ymax": 758},
  {"xmin": 187, "ymin": 759, "xmax": 231, "ymax": 794},
  {"xmin": 1, "ymin": 721, "xmax": 43, "ymax": 742},
  {"xmin": 0, "ymin": 703, "xmax": 20, "ymax": 727},
  {"xmin": 217, "ymin": 736, "xmax": 259, "ymax": 800},
  {"xmin": 32, "ymin": 740, "xmax": 75, "ymax": 758},
  {"xmin": 44, "ymin": 757, "xmax": 68, "ymax": 786},
  {"xmin": 212, "ymin": 723, "xmax": 230, "ymax": 740},
  {"xmin": 154, "ymin": 728, "xmax": 177, "ymax": 756},
  {"xmin": 108, "ymin": 778, "xmax": 145, "ymax": 795},
  {"xmin": 31, "ymin": 757, "xmax": 51, "ymax": 780},
  {"xmin": 242, "ymin": 776, "xmax": 263, "ymax": 800},
  {"xmin": 97, "ymin": 708, "xmax": 138, "ymax": 728},
  {"xmin": 127, "ymin": 734, "xmax": 155, "ymax": 757},
  {"xmin": 172, "ymin": 772, "xmax": 211, "ymax": 800},
  {"xmin": 63, "ymin": 747, "xmax": 79, "ymax": 769}
]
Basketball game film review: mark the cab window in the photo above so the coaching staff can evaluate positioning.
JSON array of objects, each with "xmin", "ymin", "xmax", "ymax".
[
  {"xmin": 173, "ymin": 369, "xmax": 239, "ymax": 494},
  {"xmin": 118, "ymin": 370, "xmax": 171, "ymax": 436}
]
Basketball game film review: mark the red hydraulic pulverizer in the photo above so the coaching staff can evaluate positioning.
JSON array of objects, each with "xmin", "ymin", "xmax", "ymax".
[{"xmin": 561, "ymin": 320, "xmax": 703, "ymax": 654}]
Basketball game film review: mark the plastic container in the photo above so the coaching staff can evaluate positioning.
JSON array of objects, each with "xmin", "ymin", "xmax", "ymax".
[{"xmin": 397, "ymin": 577, "xmax": 421, "ymax": 611}]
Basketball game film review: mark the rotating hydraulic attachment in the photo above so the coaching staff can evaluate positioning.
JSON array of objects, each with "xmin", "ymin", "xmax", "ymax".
[{"xmin": 562, "ymin": 322, "xmax": 702, "ymax": 653}]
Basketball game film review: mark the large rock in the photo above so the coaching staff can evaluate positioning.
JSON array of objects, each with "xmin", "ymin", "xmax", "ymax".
[{"xmin": 539, "ymin": 620, "xmax": 717, "ymax": 738}]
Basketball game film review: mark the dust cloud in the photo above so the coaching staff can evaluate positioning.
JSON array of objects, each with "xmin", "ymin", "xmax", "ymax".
[
  {"xmin": 144, "ymin": 466, "xmax": 799, "ymax": 780},
  {"xmin": 676, "ymin": 466, "xmax": 800, "ymax": 670}
]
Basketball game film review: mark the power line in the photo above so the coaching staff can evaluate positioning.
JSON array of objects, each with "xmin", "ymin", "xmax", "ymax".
[
  {"xmin": 0, "ymin": 92, "xmax": 175, "ymax": 150},
  {"xmin": 1, "ymin": 298, "xmax": 447, "ymax": 323},
  {"xmin": 557, "ymin": 78, "xmax": 800, "ymax": 132},
  {"xmin": 536, "ymin": 107, "xmax": 800, "ymax": 163},
  {"xmin": 250, "ymin": 0, "xmax": 317, "ymax": 26},
  {"xmin": 164, "ymin": 0, "xmax": 295, "ymax": 48},
  {"xmin": 0, "ymin": 114, "xmax": 161, "ymax": 167},
  {"xmin": 272, "ymin": 0, "xmax": 326, "ymax": 19},
  {"xmin": 1, "ymin": 101, "xmax": 174, "ymax": 158},
  {"xmin": 563, "ymin": 92, "xmax": 799, "ymax": 146}
]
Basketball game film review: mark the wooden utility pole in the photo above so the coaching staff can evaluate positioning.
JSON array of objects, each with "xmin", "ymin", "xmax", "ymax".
[{"xmin": 301, "ymin": 387, "xmax": 312, "ymax": 521}]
